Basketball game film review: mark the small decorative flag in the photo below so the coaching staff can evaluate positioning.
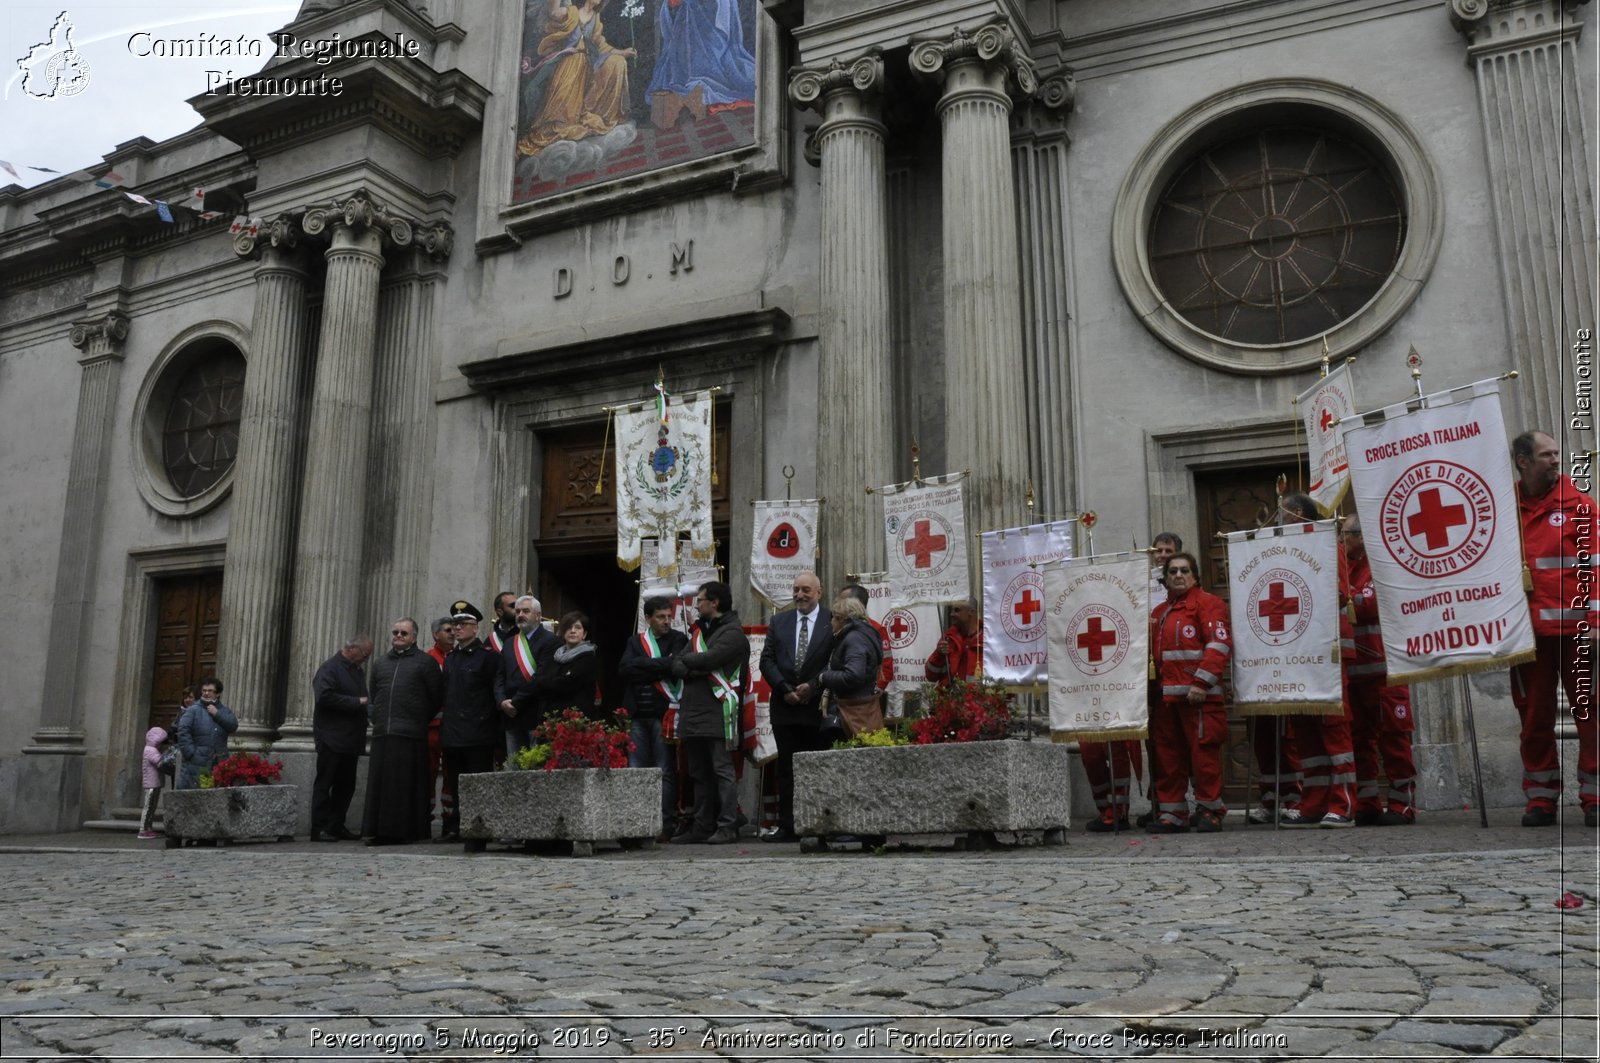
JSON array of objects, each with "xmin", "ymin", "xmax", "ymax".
[
  {"xmin": 155, "ymin": 201, "xmax": 174, "ymax": 223},
  {"xmin": 0, "ymin": 161, "xmax": 18, "ymax": 179}
]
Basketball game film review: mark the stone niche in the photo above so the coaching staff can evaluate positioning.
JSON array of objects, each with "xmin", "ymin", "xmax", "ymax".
[
  {"xmin": 458, "ymin": 768, "xmax": 662, "ymax": 856},
  {"xmin": 793, "ymin": 741, "xmax": 1073, "ymax": 839},
  {"xmin": 163, "ymin": 785, "xmax": 299, "ymax": 847}
]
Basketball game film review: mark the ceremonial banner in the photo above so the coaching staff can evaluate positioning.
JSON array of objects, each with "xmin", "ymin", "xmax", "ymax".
[
  {"xmin": 881, "ymin": 474, "xmax": 969, "ymax": 606},
  {"xmin": 749, "ymin": 500, "xmax": 821, "ymax": 608},
  {"xmin": 1300, "ymin": 362, "xmax": 1358, "ymax": 514},
  {"xmin": 1044, "ymin": 552, "xmax": 1150, "ymax": 741},
  {"xmin": 862, "ymin": 572, "xmax": 940, "ymax": 719},
  {"xmin": 615, "ymin": 388, "xmax": 715, "ymax": 573},
  {"xmin": 981, "ymin": 522, "xmax": 1074, "ymax": 686},
  {"xmin": 1342, "ymin": 379, "xmax": 1536, "ymax": 683},
  {"xmin": 635, "ymin": 541, "xmax": 719, "ymax": 636},
  {"xmin": 742, "ymin": 627, "xmax": 777, "ymax": 765},
  {"xmin": 1225, "ymin": 522, "xmax": 1343, "ymax": 715}
]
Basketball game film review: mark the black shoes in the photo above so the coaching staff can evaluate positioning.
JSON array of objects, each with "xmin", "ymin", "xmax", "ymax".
[
  {"xmin": 761, "ymin": 829, "xmax": 798, "ymax": 843},
  {"xmin": 309, "ymin": 830, "xmax": 336, "ymax": 843},
  {"xmin": 1086, "ymin": 816, "xmax": 1131, "ymax": 833},
  {"xmin": 706, "ymin": 827, "xmax": 739, "ymax": 845},
  {"xmin": 1522, "ymin": 808, "xmax": 1557, "ymax": 827},
  {"xmin": 1588, "ymin": 806, "xmax": 1599, "ymax": 828},
  {"xmin": 669, "ymin": 830, "xmax": 710, "ymax": 844}
]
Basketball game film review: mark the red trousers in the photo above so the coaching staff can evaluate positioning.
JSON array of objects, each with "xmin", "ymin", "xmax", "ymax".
[
  {"xmin": 1511, "ymin": 635, "xmax": 1600, "ymax": 812},
  {"xmin": 1080, "ymin": 740, "xmax": 1144, "ymax": 817},
  {"xmin": 1249, "ymin": 716, "xmax": 1303, "ymax": 808},
  {"xmin": 1151, "ymin": 698, "xmax": 1228, "ymax": 823},
  {"xmin": 1349, "ymin": 679, "xmax": 1417, "ymax": 817},
  {"xmin": 1289, "ymin": 706, "xmax": 1355, "ymax": 820}
]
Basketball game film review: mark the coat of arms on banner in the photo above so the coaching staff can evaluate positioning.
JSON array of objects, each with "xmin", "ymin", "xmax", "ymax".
[
  {"xmin": 881, "ymin": 474, "xmax": 969, "ymax": 606},
  {"xmin": 1044, "ymin": 552, "xmax": 1149, "ymax": 741},
  {"xmin": 1300, "ymin": 362, "xmax": 1357, "ymax": 514},
  {"xmin": 615, "ymin": 387, "xmax": 714, "ymax": 573},
  {"xmin": 1342, "ymin": 378, "xmax": 1536, "ymax": 683},
  {"xmin": 981, "ymin": 523, "xmax": 1074, "ymax": 687},
  {"xmin": 749, "ymin": 500, "xmax": 821, "ymax": 607},
  {"xmin": 1226, "ymin": 522, "xmax": 1343, "ymax": 715},
  {"xmin": 635, "ymin": 540, "xmax": 719, "ymax": 635}
]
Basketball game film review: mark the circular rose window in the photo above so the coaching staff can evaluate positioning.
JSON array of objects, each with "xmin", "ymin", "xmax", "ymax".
[{"xmin": 134, "ymin": 327, "xmax": 248, "ymax": 517}]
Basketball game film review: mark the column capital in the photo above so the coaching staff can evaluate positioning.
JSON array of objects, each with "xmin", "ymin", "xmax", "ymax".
[
  {"xmin": 236, "ymin": 194, "xmax": 454, "ymax": 263},
  {"xmin": 788, "ymin": 52, "xmax": 885, "ymax": 112},
  {"xmin": 68, "ymin": 310, "xmax": 129, "ymax": 363},
  {"xmin": 303, "ymin": 191, "xmax": 417, "ymax": 252},
  {"xmin": 234, "ymin": 213, "xmax": 307, "ymax": 262},
  {"xmin": 1449, "ymin": 0, "xmax": 1590, "ymax": 51},
  {"xmin": 908, "ymin": 21, "xmax": 1037, "ymax": 97}
]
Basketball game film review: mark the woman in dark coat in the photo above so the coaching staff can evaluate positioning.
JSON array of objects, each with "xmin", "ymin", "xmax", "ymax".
[
  {"xmin": 528, "ymin": 611, "xmax": 601, "ymax": 720},
  {"xmin": 175, "ymin": 676, "xmax": 237, "ymax": 789},
  {"xmin": 362, "ymin": 618, "xmax": 445, "ymax": 844},
  {"xmin": 817, "ymin": 595, "xmax": 885, "ymax": 736}
]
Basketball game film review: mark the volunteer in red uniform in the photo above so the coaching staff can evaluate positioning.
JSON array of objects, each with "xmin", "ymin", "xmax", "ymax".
[
  {"xmin": 1342, "ymin": 513, "xmax": 1418, "ymax": 825},
  {"xmin": 925, "ymin": 599, "xmax": 983, "ymax": 686},
  {"xmin": 1511, "ymin": 430, "xmax": 1600, "ymax": 828},
  {"xmin": 1148, "ymin": 552, "xmax": 1231, "ymax": 833}
]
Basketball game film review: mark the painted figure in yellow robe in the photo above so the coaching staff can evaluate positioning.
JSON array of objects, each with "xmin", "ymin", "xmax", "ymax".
[{"xmin": 518, "ymin": 0, "xmax": 638, "ymax": 158}]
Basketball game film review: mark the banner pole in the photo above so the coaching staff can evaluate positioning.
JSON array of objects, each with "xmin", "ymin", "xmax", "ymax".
[
  {"xmin": 1460, "ymin": 678, "xmax": 1490, "ymax": 828},
  {"xmin": 1273, "ymin": 718, "xmax": 1283, "ymax": 830},
  {"xmin": 1106, "ymin": 744, "xmax": 1119, "ymax": 833}
]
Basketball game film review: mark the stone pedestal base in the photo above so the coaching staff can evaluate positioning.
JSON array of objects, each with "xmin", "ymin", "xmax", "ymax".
[
  {"xmin": 163, "ymin": 784, "xmax": 299, "ymax": 845},
  {"xmin": 458, "ymin": 768, "xmax": 662, "ymax": 855},
  {"xmin": 3, "ymin": 752, "xmax": 84, "ymax": 833},
  {"xmin": 793, "ymin": 740, "xmax": 1072, "ymax": 837}
]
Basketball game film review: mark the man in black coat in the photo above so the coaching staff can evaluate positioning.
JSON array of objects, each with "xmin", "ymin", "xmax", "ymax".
[
  {"xmin": 439, "ymin": 600, "xmax": 502, "ymax": 841},
  {"xmin": 494, "ymin": 594, "xmax": 560, "ymax": 758},
  {"xmin": 758, "ymin": 571, "xmax": 834, "ymax": 842},
  {"xmin": 670, "ymin": 581, "xmax": 748, "ymax": 845},
  {"xmin": 619, "ymin": 594, "xmax": 689, "ymax": 836},
  {"xmin": 310, "ymin": 635, "xmax": 374, "ymax": 841}
]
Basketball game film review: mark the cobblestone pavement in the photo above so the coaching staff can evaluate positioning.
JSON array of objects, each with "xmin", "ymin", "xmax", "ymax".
[{"xmin": 1, "ymin": 811, "xmax": 1596, "ymax": 1062}]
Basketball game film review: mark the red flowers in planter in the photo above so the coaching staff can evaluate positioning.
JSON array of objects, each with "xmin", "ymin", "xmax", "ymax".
[
  {"xmin": 531, "ymin": 708, "xmax": 633, "ymax": 770},
  {"xmin": 207, "ymin": 752, "xmax": 284, "ymax": 788},
  {"xmin": 910, "ymin": 680, "xmax": 1014, "ymax": 745}
]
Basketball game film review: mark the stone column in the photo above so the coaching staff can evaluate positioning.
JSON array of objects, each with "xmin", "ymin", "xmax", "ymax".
[
  {"xmin": 216, "ymin": 220, "xmax": 313, "ymax": 747},
  {"xmin": 911, "ymin": 22, "xmax": 1037, "ymax": 536},
  {"xmin": 1451, "ymin": 0, "xmax": 1598, "ymax": 438},
  {"xmin": 279, "ymin": 193, "xmax": 412, "ymax": 748},
  {"xmin": 23, "ymin": 310, "xmax": 129, "ymax": 828},
  {"xmin": 790, "ymin": 54, "xmax": 893, "ymax": 585},
  {"xmin": 361, "ymin": 224, "xmax": 452, "ymax": 638},
  {"xmin": 1011, "ymin": 74, "xmax": 1079, "ymax": 519}
]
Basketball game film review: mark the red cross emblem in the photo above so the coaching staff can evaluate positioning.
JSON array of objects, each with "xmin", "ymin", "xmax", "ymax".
[
  {"xmin": 883, "ymin": 608, "xmax": 918, "ymax": 649},
  {"xmin": 1320, "ymin": 408, "xmax": 1337, "ymax": 432},
  {"xmin": 903, "ymin": 519, "xmax": 948, "ymax": 569},
  {"xmin": 1076, "ymin": 616, "xmax": 1118, "ymax": 662},
  {"xmin": 1014, "ymin": 589, "xmax": 1042, "ymax": 625},
  {"xmin": 1256, "ymin": 581, "xmax": 1301, "ymax": 633},
  {"xmin": 1406, "ymin": 487, "xmax": 1469, "ymax": 550},
  {"xmin": 888, "ymin": 615, "xmax": 910, "ymax": 639},
  {"xmin": 1065, "ymin": 604, "xmax": 1130, "ymax": 676},
  {"xmin": 1381, "ymin": 461, "xmax": 1492, "ymax": 579}
]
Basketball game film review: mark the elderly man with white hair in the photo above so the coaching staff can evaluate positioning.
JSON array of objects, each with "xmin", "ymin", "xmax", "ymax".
[{"xmin": 494, "ymin": 593, "xmax": 560, "ymax": 757}]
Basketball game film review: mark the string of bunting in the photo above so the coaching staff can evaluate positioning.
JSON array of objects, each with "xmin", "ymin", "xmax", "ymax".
[{"xmin": 0, "ymin": 160, "xmax": 233, "ymax": 226}]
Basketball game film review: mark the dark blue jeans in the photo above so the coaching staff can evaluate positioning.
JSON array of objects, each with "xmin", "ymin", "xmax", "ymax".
[{"xmin": 629, "ymin": 717, "xmax": 678, "ymax": 824}]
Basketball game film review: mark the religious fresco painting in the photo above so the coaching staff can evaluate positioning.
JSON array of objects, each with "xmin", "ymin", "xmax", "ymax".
[{"xmin": 513, "ymin": 0, "xmax": 760, "ymax": 203}]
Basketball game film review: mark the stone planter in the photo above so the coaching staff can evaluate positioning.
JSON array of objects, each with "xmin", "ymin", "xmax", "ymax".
[
  {"xmin": 163, "ymin": 785, "xmax": 298, "ymax": 847},
  {"xmin": 793, "ymin": 740, "xmax": 1072, "ymax": 842},
  {"xmin": 458, "ymin": 767, "xmax": 662, "ymax": 856}
]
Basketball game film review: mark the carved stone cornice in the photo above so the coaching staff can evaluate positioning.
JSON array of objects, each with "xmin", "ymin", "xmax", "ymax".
[
  {"xmin": 909, "ymin": 21, "xmax": 1037, "ymax": 97},
  {"xmin": 69, "ymin": 310, "xmax": 130, "ymax": 362},
  {"xmin": 1449, "ymin": 0, "xmax": 1591, "ymax": 51},
  {"xmin": 788, "ymin": 53, "xmax": 885, "ymax": 113}
]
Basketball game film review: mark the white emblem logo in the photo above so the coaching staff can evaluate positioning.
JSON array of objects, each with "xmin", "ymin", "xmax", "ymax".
[{"xmin": 16, "ymin": 12, "xmax": 91, "ymax": 99}]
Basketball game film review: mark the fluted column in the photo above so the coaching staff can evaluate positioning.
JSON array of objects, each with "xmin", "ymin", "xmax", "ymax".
[
  {"xmin": 791, "ymin": 54, "xmax": 892, "ymax": 585},
  {"xmin": 217, "ymin": 221, "xmax": 312, "ymax": 747},
  {"xmin": 361, "ymin": 224, "xmax": 452, "ymax": 638},
  {"xmin": 28, "ymin": 310, "xmax": 130, "ymax": 754},
  {"xmin": 1451, "ymin": 0, "xmax": 1597, "ymax": 438},
  {"xmin": 279, "ymin": 194, "xmax": 408, "ymax": 748},
  {"xmin": 912, "ymin": 23, "xmax": 1036, "ymax": 536},
  {"xmin": 1011, "ymin": 74, "xmax": 1079, "ymax": 519}
]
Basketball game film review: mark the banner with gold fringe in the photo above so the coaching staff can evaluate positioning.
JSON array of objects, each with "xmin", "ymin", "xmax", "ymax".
[
  {"xmin": 1341, "ymin": 378, "xmax": 1536, "ymax": 684},
  {"xmin": 1044, "ymin": 552, "xmax": 1150, "ymax": 742},
  {"xmin": 980, "ymin": 522, "xmax": 1073, "ymax": 687},
  {"xmin": 1225, "ymin": 521, "xmax": 1344, "ymax": 716},
  {"xmin": 615, "ymin": 387, "xmax": 715, "ymax": 573},
  {"xmin": 1299, "ymin": 362, "xmax": 1357, "ymax": 515}
]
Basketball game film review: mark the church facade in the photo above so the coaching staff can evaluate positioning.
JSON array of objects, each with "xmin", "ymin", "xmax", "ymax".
[{"xmin": 0, "ymin": 0, "xmax": 1593, "ymax": 831}]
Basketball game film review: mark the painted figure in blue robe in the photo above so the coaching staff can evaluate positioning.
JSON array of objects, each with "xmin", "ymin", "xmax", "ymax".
[{"xmin": 645, "ymin": 0, "xmax": 757, "ymax": 129}]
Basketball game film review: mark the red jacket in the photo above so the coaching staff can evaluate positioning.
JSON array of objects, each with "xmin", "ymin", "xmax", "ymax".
[
  {"xmin": 925, "ymin": 625, "xmax": 982, "ymax": 685},
  {"xmin": 1520, "ymin": 474, "xmax": 1600, "ymax": 636},
  {"xmin": 1152, "ymin": 587, "xmax": 1231, "ymax": 700},
  {"xmin": 1347, "ymin": 551, "xmax": 1386, "ymax": 681}
]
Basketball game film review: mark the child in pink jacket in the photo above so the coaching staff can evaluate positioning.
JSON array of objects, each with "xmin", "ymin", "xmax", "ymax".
[{"xmin": 139, "ymin": 726, "xmax": 168, "ymax": 839}]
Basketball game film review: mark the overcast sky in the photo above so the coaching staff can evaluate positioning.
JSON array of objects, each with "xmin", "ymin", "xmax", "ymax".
[{"xmin": 1, "ymin": 2, "xmax": 297, "ymax": 190}]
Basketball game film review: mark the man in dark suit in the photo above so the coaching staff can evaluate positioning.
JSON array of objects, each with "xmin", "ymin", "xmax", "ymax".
[
  {"xmin": 758, "ymin": 571, "xmax": 835, "ymax": 842},
  {"xmin": 494, "ymin": 594, "xmax": 560, "ymax": 758}
]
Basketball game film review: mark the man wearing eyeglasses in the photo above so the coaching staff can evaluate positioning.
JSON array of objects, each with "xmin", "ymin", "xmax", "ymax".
[
  {"xmin": 1148, "ymin": 552, "xmax": 1231, "ymax": 833},
  {"xmin": 362, "ymin": 618, "xmax": 445, "ymax": 845},
  {"xmin": 310, "ymin": 634, "xmax": 374, "ymax": 842}
]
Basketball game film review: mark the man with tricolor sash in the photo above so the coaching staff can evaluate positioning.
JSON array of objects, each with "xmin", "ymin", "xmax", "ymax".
[
  {"xmin": 494, "ymin": 595, "xmax": 559, "ymax": 759},
  {"xmin": 620, "ymin": 595, "xmax": 689, "ymax": 839},
  {"xmin": 669, "ymin": 580, "xmax": 748, "ymax": 845},
  {"xmin": 1511, "ymin": 430, "xmax": 1600, "ymax": 828}
]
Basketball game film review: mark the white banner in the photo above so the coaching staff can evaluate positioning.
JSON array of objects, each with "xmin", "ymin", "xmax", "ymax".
[
  {"xmin": 615, "ymin": 388, "xmax": 715, "ymax": 573},
  {"xmin": 1299, "ymin": 362, "xmax": 1357, "ymax": 514},
  {"xmin": 749, "ymin": 500, "xmax": 821, "ymax": 609},
  {"xmin": 743, "ymin": 627, "xmax": 777, "ymax": 765},
  {"xmin": 862, "ymin": 572, "xmax": 939, "ymax": 720},
  {"xmin": 981, "ymin": 522, "xmax": 1074, "ymax": 686},
  {"xmin": 1044, "ymin": 552, "xmax": 1150, "ymax": 741},
  {"xmin": 635, "ymin": 540, "xmax": 719, "ymax": 635},
  {"xmin": 1342, "ymin": 379, "xmax": 1536, "ymax": 683},
  {"xmin": 1225, "ymin": 521, "xmax": 1344, "ymax": 715},
  {"xmin": 881, "ymin": 474, "xmax": 969, "ymax": 606}
]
